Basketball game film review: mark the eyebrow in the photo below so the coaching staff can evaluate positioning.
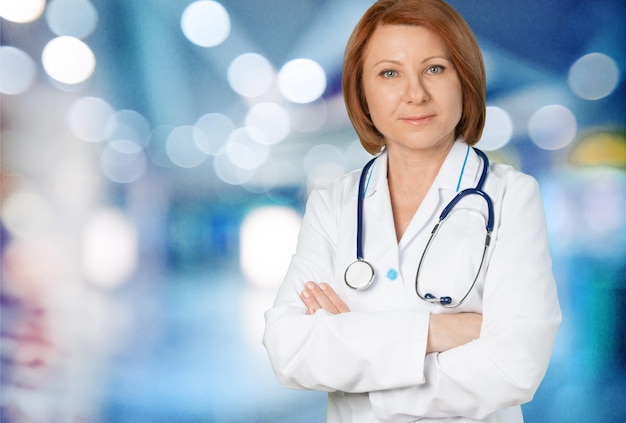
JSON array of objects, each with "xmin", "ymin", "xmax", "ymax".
[{"xmin": 370, "ymin": 55, "xmax": 452, "ymax": 68}]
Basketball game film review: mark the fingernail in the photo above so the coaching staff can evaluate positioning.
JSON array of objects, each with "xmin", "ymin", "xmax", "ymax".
[
  {"xmin": 319, "ymin": 283, "xmax": 328, "ymax": 291},
  {"xmin": 302, "ymin": 290, "xmax": 310, "ymax": 298},
  {"xmin": 306, "ymin": 282, "xmax": 315, "ymax": 290}
]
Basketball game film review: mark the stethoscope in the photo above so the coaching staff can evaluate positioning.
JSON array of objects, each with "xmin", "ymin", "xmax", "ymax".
[{"xmin": 343, "ymin": 147, "xmax": 494, "ymax": 308}]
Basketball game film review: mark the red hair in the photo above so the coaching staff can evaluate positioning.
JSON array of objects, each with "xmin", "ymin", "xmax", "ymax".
[{"xmin": 342, "ymin": 0, "xmax": 486, "ymax": 154}]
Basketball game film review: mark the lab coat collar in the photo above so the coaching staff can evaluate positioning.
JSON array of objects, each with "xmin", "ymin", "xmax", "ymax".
[
  {"xmin": 359, "ymin": 140, "xmax": 483, "ymax": 248},
  {"xmin": 433, "ymin": 140, "xmax": 482, "ymax": 193},
  {"xmin": 361, "ymin": 140, "xmax": 482, "ymax": 197},
  {"xmin": 361, "ymin": 150, "xmax": 388, "ymax": 199}
]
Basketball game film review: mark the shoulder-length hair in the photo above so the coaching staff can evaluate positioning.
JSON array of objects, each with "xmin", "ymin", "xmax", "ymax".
[{"xmin": 342, "ymin": 0, "xmax": 486, "ymax": 154}]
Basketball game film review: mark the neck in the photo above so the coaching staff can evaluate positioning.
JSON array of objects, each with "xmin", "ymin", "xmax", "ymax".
[{"xmin": 386, "ymin": 141, "xmax": 454, "ymax": 192}]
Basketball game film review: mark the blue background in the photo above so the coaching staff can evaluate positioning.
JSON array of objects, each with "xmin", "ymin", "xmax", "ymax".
[{"xmin": 1, "ymin": 1, "xmax": 625, "ymax": 422}]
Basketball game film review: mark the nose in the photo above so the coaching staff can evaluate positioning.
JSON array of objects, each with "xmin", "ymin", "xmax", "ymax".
[{"xmin": 404, "ymin": 75, "xmax": 429, "ymax": 104}]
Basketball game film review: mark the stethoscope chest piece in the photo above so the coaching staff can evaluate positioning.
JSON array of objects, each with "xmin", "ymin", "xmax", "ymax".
[
  {"xmin": 345, "ymin": 147, "xmax": 493, "ymax": 307},
  {"xmin": 344, "ymin": 259, "xmax": 375, "ymax": 290}
]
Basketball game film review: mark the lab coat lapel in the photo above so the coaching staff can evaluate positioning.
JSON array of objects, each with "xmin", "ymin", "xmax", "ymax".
[
  {"xmin": 361, "ymin": 152, "xmax": 398, "ymax": 248},
  {"xmin": 398, "ymin": 142, "xmax": 481, "ymax": 250}
]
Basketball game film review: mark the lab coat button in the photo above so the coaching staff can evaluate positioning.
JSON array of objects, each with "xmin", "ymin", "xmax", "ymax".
[{"xmin": 387, "ymin": 269, "xmax": 398, "ymax": 280}]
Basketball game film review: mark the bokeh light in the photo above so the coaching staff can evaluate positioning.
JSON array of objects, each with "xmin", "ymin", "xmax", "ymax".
[
  {"xmin": 304, "ymin": 144, "xmax": 345, "ymax": 188},
  {"xmin": 0, "ymin": 46, "xmax": 37, "ymax": 95},
  {"xmin": 290, "ymin": 100, "xmax": 328, "ymax": 133},
  {"xmin": 244, "ymin": 102, "xmax": 290, "ymax": 145},
  {"xmin": 106, "ymin": 109, "xmax": 152, "ymax": 148},
  {"xmin": 568, "ymin": 53, "xmax": 620, "ymax": 101},
  {"xmin": 243, "ymin": 158, "xmax": 303, "ymax": 194},
  {"xmin": 1, "ymin": 190, "xmax": 52, "ymax": 239},
  {"xmin": 278, "ymin": 58, "xmax": 327, "ymax": 104},
  {"xmin": 100, "ymin": 139, "xmax": 147, "ymax": 184},
  {"xmin": 580, "ymin": 169, "xmax": 625, "ymax": 241},
  {"xmin": 227, "ymin": 53, "xmax": 274, "ymax": 98},
  {"xmin": 81, "ymin": 208, "xmax": 138, "ymax": 289},
  {"xmin": 181, "ymin": 0, "xmax": 230, "ymax": 48},
  {"xmin": 224, "ymin": 127, "xmax": 270, "ymax": 170},
  {"xmin": 0, "ymin": 0, "xmax": 45, "ymax": 23},
  {"xmin": 45, "ymin": 0, "xmax": 99, "ymax": 39},
  {"xmin": 528, "ymin": 104, "xmax": 578, "ymax": 150},
  {"xmin": 569, "ymin": 131, "xmax": 626, "ymax": 168},
  {"xmin": 146, "ymin": 125, "xmax": 176, "ymax": 168},
  {"xmin": 41, "ymin": 36, "xmax": 96, "ymax": 84},
  {"xmin": 68, "ymin": 96, "xmax": 116, "ymax": 142},
  {"xmin": 240, "ymin": 206, "xmax": 302, "ymax": 289},
  {"xmin": 477, "ymin": 106, "xmax": 514, "ymax": 151},
  {"xmin": 2, "ymin": 1, "xmax": 625, "ymax": 422},
  {"xmin": 166, "ymin": 125, "xmax": 208, "ymax": 168},
  {"xmin": 194, "ymin": 112, "xmax": 235, "ymax": 155},
  {"xmin": 213, "ymin": 151, "xmax": 255, "ymax": 185}
]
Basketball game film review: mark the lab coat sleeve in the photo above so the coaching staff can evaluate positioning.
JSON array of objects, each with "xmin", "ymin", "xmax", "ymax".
[
  {"xmin": 369, "ymin": 172, "xmax": 562, "ymax": 421},
  {"xmin": 263, "ymin": 186, "xmax": 431, "ymax": 393}
]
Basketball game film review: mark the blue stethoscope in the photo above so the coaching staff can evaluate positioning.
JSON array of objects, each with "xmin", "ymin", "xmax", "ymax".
[{"xmin": 343, "ymin": 147, "xmax": 494, "ymax": 308}]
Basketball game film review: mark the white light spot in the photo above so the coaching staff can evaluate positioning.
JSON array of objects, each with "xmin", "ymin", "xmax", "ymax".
[
  {"xmin": 46, "ymin": 0, "xmax": 99, "ymax": 39},
  {"xmin": 245, "ymin": 102, "xmax": 290, "ymax": 145},
  {"xmin": 528, "ymin": 105, "xmax": 577, "ymax": 150},
  {"xmin": 42, "ymin": 36, "xmax": 96, "ymax": 84},
  {"xmin": 344, "ymin": 139, "xmax": 375, "ymax": 171},
  {"xmin": 1, "ymin": 190, "xmax": 52, "ymax": 238},
  {"xmin": 166, "ymin": 125, "xmax": 208, "ymax": 168},
  {"xmin": 477, "ymin": 106, "xmax": 513, "ymax": 151},
  {"xmin": 304, "ymin": 144, "xmax": 345, "ymax": 188},
  {"xmin": 278, "ymin": 58, "xmax": 327, "ymax": 104},
  {"xmin": 100, "ymin": 140, "xmax": 147, "ymax": 184},
  {"xmin": 225, "ymin": 127, "xmax": 270, "ymax": 169},
  {"xmin": 106, "ymin": 109, "xmax": 152, "ymax": 148},
  {"xmin": 568, "ymin": 53, "xmax": 620, "ymax": 100},
  {"xmin": 240, "ymin": 206, "xmax": 302, "ymax": 289},
  {"xmin": 181, "ymin": 0, "xmax": 230, "ymax": 47},
  {"xmin": 227, "ymin": 53, "xmax": 274, "ymax": 98},
  {"xmin": 581, "ymin": 169, "xmax": 625, "ymax": 238},
  {"xmin": 213, "ymin": 152, "xmax": 255, "ymax": 185},
  {"xmin": 247, "ymin": 158, "xmax": 303, "ymax": 192},
  {"xmin": 0, "ymin": 46, "xmax": 37, "ymax": 95},
  {"xmin": 194, "ymin": 112, "xmax": 234, "ymax": 155},
  {"xmin": 0, "ymin": 0, "xmax": 45, "ymax": 23},
  {"xmin": 82, "ymin": 208, "xmax": 137, "ymax": 289},
  {"xmin": 290, "ymin": 100, "xmax": 328, "ymax": 133},
  {"xmin": 195, "ymin": 113, "xmax": 235, "ymax": 156},
  {"xmin": 68, "ymin": 96, "xmax": 116, "ymax": 142},
  {"xmin": 146, "ymin": 125, "xmax": 176, "ymax": 168}
]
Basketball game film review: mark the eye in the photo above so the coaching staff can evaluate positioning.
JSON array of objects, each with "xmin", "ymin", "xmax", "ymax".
[
  {"xmin": 426, "ymin": 65, "xmax": 445, "ymax": 74},
  {"xmin": 380, "ymin": 69, "xmax": 398, "ymax": 78}
]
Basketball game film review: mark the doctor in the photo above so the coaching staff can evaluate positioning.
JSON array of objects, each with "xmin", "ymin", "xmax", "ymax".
[{"xmin": 263, "ymin": 0, "xmax": 561, "ymax": 422}]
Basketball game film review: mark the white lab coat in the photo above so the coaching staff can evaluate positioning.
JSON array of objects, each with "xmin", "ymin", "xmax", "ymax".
[{"xmin": 263, "ymin": 141, "xmax": 561, "ymax": 422}]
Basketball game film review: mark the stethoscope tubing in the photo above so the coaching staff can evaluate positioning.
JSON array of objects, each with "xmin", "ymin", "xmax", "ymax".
[
  {"xmin": 345, "ymin": 147, "xmax": 494, "ymax": 306},
  {"xmin": 356, "ymin": 157, "xmax": 378, "ymax": 261}
]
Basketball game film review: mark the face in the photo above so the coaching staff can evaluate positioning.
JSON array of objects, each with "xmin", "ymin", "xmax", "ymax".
[{"xmin": 362, "ymin": 24, "xmax": 463, "ymax": 156}]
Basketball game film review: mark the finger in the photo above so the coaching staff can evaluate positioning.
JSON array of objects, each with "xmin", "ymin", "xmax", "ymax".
[
  {"xmin": 319, "ymin": 283, "xmax": 350, "ymax": 313},
  {"xmin": 300, "ymin": 288, "xmax": 319, "ymax": 314},
  {"xmin": 306, "ymin": 282, "xmax": 341, "ymax": 314}
]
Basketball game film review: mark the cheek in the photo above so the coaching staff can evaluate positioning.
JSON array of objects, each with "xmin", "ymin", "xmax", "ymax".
[
  {"xmin": 447, "ymin": 85, "xmax": 463, "ymax": 125},
  {"xmin": 364, "ymin": 83, "xmax": 394, "ymax": 120}
]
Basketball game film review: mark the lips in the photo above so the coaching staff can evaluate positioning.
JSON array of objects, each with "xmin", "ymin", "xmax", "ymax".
[{"xmin": 400, "ymin": 114, "xmax": 435, "ymax": 125}]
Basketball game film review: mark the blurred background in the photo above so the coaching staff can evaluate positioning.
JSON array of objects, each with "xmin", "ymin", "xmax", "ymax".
[{"xmin": 1, "ymin": 0, "xmax": 624, "ymax": 422}]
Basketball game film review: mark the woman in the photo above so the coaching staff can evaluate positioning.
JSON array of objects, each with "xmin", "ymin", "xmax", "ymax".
[{"xmin": 263, "ymin": 0, "xmax": 561, "ymax": 421}]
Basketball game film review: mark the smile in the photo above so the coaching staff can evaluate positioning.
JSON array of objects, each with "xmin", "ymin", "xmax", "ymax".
[{"xmin": 400, "ymin": 115, "xmax": 435, "ymax": 125}]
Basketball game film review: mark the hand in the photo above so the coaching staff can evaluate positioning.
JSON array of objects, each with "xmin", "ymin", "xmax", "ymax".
[
  {"xmin": 427, "ymin": 312, "xmax": 482, "ymax": 353},
  {"xmin": 300, "ymin": 282, "xmax": 350, "ymax": 315}
]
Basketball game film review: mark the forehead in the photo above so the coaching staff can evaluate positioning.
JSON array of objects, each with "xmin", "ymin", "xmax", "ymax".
[{"xmin": 364, "ymin": 24, "xmax": 450, "ymax": 61}]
